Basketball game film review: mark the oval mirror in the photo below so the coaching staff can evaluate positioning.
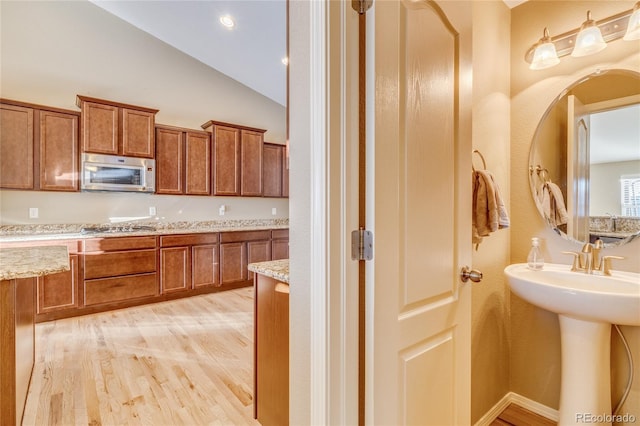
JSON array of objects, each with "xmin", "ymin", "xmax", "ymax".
[{"xmin": 529, "ymin": 69, "xmax": 640, "ymax": 247}]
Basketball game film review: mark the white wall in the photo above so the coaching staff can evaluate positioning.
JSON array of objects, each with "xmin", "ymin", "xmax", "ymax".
[{"xmin": 0, "ymin": 0, "xmax": 288, "ymax": 225}]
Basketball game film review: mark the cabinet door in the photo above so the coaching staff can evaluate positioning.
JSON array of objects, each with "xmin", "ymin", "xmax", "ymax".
[
  {"xmin": 247, "ymin": 240, "xmax": 271, "ymax": 281},
  {"xmin": 81, "ymin": 101, "xmax": 119, "ymax": 155},
  {"xmin": 0, "ymin": 103, "xmax": 34, "ymax": 189},
  {"xmin": 122, "ymin": 108, "xmax": 155, "ymax": 158},
  {"xmin": 160, "ymin": 247, "xmax": 190, "ymax": 294},
  {"xmin": 39, "ymin": 110, "xmax": 79, "ymax": 191},
  {"xmin": 37, "ymin": 254, "xmax": 78, "ymax": 314},
  {"xmin": 192, "ymin": 244, "xmax": 219, "ymax": 288},
  {"xmin": 220, "ymin": 242, "xmax": 246, "ymax": 285},
  {"xmin": 263, "ymin": 143, "xmax": 283, "ymax": 198},
  {"xmin": 156, "ymin": 127, "xmax": 183, "ymax": 194},
  {"xmin": 240, "ymin": 129, "xmax": 264, "ymax": 196},
  {"xmin": 271, "ymin": 239, "xmax": 289, "ymax": 261},
  {"xmin": 213, "ymin": 125, "xmax": 241, "ymax": 196},
  {"xmin": 185, "ymin": 131, "xmax": 211, "ymax": 195}
]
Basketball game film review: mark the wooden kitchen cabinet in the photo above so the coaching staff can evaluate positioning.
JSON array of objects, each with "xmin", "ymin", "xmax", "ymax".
[
  {"xmin": 1, "ymin": 277, "xmax": 36, "ymax": 426},
  {"xmin": 155, "ymin": 125, "xmax": 211, "ymax": 195},
  {"xmin": 263, "ymin": 143, "xmax": 285, "ymax": 198},
  {"xmin": 77, "ymin": 95, "xmax": 158, "ymax": 158},
  {"xmin": 0, "ymin": 239, "xmax": 81, "ymax": 323},
  {"xmin": 159, "ymin": 233, "xmax": 219, "ymax": 292},
  {"xmin": 202, "ymin": 120, "xmax": 266, "ymax": 196},
  {"xmin": 254, "ymin": 273, "xmax": 289, "ymax": 426},
  {"xmin": 240, "ymin": 129, "xmax": 264, "ymax": 196},
  {"xmin": 82, "ymin": 236, "xmax": 158, "ymax": 307},
  {"xmin": 219, "ymin": 230, "xmax": 271, "ymax": 287},
  {"xmin": 1, "ymin": 99, "xmax": 79, "ymax": 191},
  {"xmin": 271, "ymin": 229, "xmax": 289, "ymax": 260}
]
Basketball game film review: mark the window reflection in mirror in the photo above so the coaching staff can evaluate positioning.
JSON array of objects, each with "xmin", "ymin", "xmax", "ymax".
[{"xmin": 529, "ymin": 69, "xmax": 640, "ymax": 247}]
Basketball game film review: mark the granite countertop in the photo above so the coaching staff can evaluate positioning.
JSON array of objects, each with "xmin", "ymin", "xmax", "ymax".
[
  {"xmin": 248, "ymin": 259, "xmax": 289, "ymax": 283},
  {"xmin": 0, "ymin": 219, "xmax": 288, "ymax": 243},
  {"xmin": 0, "ymin": 245, "xmax": 70, "ymax": 280}
]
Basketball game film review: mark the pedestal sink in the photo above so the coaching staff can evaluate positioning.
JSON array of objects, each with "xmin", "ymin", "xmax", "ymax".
[{"xmin": 504, "ymin": 263, "xmax": 640, "ymax": 426}]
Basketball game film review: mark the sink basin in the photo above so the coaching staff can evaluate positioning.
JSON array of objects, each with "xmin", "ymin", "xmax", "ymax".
[
  {"xmin": 504, "ymin": 263, "xmax": 640, "ymax": 326},
  {"xmin": 505, "ymin": 263, "xmax": 640, "ymax": 425}
]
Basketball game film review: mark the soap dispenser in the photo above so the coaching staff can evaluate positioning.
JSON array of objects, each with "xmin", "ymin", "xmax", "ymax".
[{"xmin": 527, "ymin": 237, "xmax": 544, "ymax": 270}]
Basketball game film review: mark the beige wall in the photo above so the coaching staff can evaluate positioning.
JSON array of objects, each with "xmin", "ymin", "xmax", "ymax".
[
  {"xmin": 511, "ymin": 0, "xmax": 640, "ymax": 417},
  {"xmin": 591, "ymin": 160, "xmax": 640, "ymax": 216},
  {"xmin": 0, "ymin": 0, "xmax": 288, "ymax": 225},
  {"xmin": 470, "ymin": 1, "xmax": 512, "ymax": 423}
]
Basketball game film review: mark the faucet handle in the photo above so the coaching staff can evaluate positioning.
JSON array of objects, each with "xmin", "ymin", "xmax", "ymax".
[
  {"xmin": 601, "ymin": 255, "xmax": 625, "ymax": 276},
  {"xmin": 562, "ymin": 251, "xmax": 582, "ymax": 271}
]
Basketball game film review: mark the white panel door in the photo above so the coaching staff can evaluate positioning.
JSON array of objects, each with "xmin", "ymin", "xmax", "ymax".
[
  {"xmin": 366, "ymin": 1, "xmax": 472, "ymax": 424},
  {"xmin": 567, "ymin": 94, "xmax": 590, "ymax": 242}
]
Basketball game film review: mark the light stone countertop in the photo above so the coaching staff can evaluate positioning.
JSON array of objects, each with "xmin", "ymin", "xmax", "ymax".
[
  {"xmin": 248, "ymin": 259, "xmax": 289, "ymax": 283},
  {"xmin": 0, "ymin": 219, "xmax": 288, "ymax": 243},
  {"xmin": 0, "ymin": 245, "xmax": 70, "ymax": 280}
]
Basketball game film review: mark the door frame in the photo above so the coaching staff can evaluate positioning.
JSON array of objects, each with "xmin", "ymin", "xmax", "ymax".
[{"xmin": 289, "ymin": 1, "xmax": 360, "ymax": 425}]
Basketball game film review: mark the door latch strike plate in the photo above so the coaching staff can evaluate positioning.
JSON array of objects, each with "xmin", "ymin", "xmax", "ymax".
[{"xmin": 351, "ymin": 229, "xmax": 373, "ymax": 261}]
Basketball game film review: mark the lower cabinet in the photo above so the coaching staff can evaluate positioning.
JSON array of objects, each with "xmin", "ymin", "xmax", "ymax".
[
  {"xmin": 220, "ymin": 230, "xmax": 271, "ymax": 286},
  {"xmin": 37, "ymin": 254, "xmax": 79, "ymax": 314},
  {"xmin": 82, "ymin": 236, "xmax": 158, "ymax": 307},
  {"xmin": 159, "ymin": 233, "xmax": 219, "ymax": 293},
  {"xmin": 271, "ymin": 229, "xmax": 289, "ymax": 261},
  {"xmin": 254, "ymin": 273, "xmax": 289, "ymax": 426},
  {"xmin": 0, "ymin": 277, "xmax": 36, "ymax": 426}
]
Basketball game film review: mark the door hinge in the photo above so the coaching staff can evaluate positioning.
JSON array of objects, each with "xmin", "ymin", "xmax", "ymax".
[
  {"xmin": 351, "ymin": 228, "xmax": 373, "ymax": 261},
  {"xmin": 352, "ymin": 0, "xmax": 373, "ymax": 15}
]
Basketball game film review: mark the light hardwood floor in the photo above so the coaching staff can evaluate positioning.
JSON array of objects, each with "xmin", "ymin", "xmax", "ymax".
[
  {"xmin": 22, "ymin": 287, "xmax": 260, "ymax": 426},
  {"xmin": 23, "ymin": 287, "xmax": 556, "ymax": 426}
]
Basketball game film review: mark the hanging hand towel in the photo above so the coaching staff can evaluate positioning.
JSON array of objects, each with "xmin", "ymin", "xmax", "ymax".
[
  {"xmin": 473, "ymin": 170, "xmax": 509, "ymax": 248},
  {"xmin": 540, "ymin": 181, "xmax": 568, "ymax": 227}
]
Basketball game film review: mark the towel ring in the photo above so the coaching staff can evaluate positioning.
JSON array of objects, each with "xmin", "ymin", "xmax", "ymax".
[{"xmin": 472, "ymin": 150, "xmax": 486, "ymax": 172}]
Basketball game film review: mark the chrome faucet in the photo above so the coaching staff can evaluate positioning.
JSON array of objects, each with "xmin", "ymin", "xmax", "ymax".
[{"xmin": 562, "ymin": 239, "xmax": 624, "ymax": 276}]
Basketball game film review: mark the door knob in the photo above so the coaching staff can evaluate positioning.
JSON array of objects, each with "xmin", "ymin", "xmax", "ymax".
[{"xmin": 460, "ymin": 266, "xmax": 483, "ymax": 283}]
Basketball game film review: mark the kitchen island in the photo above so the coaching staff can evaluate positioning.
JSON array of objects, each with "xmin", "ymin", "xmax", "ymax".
[
  {"xmin": 248, "ymin": 259, "xmax": 289, "ymax": 426},
  {"xmin": 1, "ymin": 245, "xmax": 70, "ymax": 426}
]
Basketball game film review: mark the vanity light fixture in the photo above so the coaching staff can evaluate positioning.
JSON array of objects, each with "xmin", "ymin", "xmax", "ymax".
[
  {"xmin": 219, "ymin": 14, "xmax": 235, "ymax": 29},
  {"xmin": 526, "ymin": 2, "xmax": 640, "ymax": 70}
]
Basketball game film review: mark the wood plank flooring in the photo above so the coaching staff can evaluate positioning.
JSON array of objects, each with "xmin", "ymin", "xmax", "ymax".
[
  {"xmin": 22, "ymin": 286, "xmax": 556, "ymax": 426},
  {"xmin": 491, "ymin": 403, "xmax": 557, "ymax": 426},
  {"xmin": 22, "ymin": 287, "xmax": 260, "ymax": 426}
]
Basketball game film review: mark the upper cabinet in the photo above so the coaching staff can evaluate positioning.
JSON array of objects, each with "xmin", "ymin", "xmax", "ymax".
[
  {"xmin": 0, "ymin": 99, "xmax": 79, "ymax": 191},
  {"xmin": 202, "ymin": 120, "xmax": 265, "ymax": 197},
  {"xmin": 77, "ymin": 95, "xmax": 158, "ymax": 158},
  {"xmin": 155, "ymin": 124, "xmax": 211, "ymax": 195},
  {"xmin": 263, "ymin": 143, "xmax": 288, "ymax": 198}
]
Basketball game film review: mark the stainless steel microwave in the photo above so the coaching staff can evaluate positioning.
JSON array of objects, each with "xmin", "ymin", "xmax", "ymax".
[{"xmin": 81, "ymin": 153, "xmax": 155, "ymax": 193}]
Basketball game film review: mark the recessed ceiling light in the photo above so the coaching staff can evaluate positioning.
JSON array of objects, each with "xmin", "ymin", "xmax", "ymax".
[
  {"xmin": 281, "ymin": 57, "xmax": 289, "ymax": 66},
  {"xmin": 219, "ymin": 15, "xmax": 235, "ymax": 29}
]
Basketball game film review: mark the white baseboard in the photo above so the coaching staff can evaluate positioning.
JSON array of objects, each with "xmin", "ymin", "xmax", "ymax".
[{"xmin": 474, "ymin": 392, "xmax": 559, "ymax": 426}]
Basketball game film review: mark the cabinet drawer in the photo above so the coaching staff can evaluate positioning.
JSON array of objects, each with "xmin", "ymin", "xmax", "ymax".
[
  {"xmin": 83, "ymin": 236, "xmax": 157, "ymax": 252},
  {"xmin": 160, "ymin": 233, "xmax": 218, "ymax": 247},
  {"xmin": 220, "ymin": 230, "xmax": 271, "ymax": 243},
  {"xmin": 84, "ymin": 273, "xmax": 157, "ymax": 306},
  {"xmin": 84, "ymin": 249, "xmax": 156, "ymax": 279},
  {"xmin": 0, "ymin": 239, "xmax": 81, "ymax": 254},
  {"xmin": 271, "ymin": 229, "xmax": 289, "ymax": 239}
]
